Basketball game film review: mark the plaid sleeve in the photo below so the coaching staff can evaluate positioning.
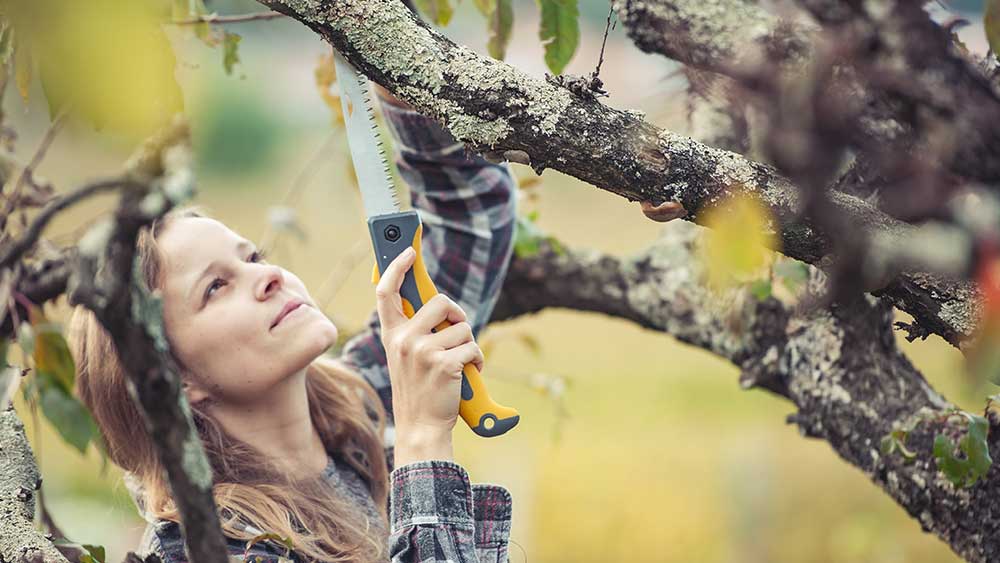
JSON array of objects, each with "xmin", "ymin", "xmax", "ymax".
[
  {"xmin": 337, "ymin": 97, "xmax": 519, "ymax": 461},
  {"xmin": 389, "ymin": 461, "xmax": 513, "ymax": 562}
]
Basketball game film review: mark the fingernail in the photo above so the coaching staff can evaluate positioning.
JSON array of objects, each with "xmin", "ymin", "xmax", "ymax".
[{"xmin": 405, "ymin": 247, "xmax": 415, "ymax": 258}]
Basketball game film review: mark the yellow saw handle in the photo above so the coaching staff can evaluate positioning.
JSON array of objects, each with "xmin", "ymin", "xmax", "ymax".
[{"xmin": 370, "ymin": 211, "xmax": 519, "ymax": 437}]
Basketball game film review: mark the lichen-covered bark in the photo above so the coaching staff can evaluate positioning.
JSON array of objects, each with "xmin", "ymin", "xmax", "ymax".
[
  {"xmin": 683, "ymin": 67, "xmax": 751, "ymax": 155},
  {"xmin": 62, "ymin": 121, "xmax": 229, "ymax": 563},
  {"xmin": 257, "ymin": 0, "xmax": 980, "ymax": 347},
  {"xmin": 618, "ymin": 0, "xmax": 1000, "ymax": 184},
  {"xmin": 492, "ymin": 222, "xmax": 1000, "ymax": 563},
  {"xmin": 617, "ymin": 0, "xmax": 813, "ymax": 74},
  {"xmin": 0, "ymin": 408, "xmax": 70, "ymax": 563}
]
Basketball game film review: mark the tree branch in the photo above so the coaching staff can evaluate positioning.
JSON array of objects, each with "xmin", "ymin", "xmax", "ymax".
[
  {"xmin": 617, "ymin": 0, "xmax": 1000, "ymax": 185},
  {"xmin": 492, "ymin": 224, "xmax": 998, "ymax": 563},
  {"xmin": 61, "ymin": 117, "xmax": 228, "ymax": 563},
  {"xmin": 255, "ymin": 0, "xmax": 981, "ymax": 347},
  {"xmin": 171, "ymin": 11, "xmax": 285, "ymax": 25},
  {"xmin": 0, "ymin": 178, "xmax": 142, "ymax": 270},
  {"xmin": 0, "ymin": 407, "xmax": 70, "ymax": 563}
]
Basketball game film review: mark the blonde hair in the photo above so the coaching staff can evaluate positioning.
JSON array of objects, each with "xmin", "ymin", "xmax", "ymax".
[{"xmin": 69, "ymin": 207, "xmax": 390, "ymax": 562}]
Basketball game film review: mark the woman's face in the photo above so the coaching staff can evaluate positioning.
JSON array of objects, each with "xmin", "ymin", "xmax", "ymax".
[{"xmin": 156, "ymin": 216, "xmax": 338, "ymax": 405}]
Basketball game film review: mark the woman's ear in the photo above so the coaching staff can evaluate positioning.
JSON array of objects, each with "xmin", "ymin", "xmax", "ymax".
[{"xmin": 180, "ymin": 373, "xmax": 212, "ymax": 405}]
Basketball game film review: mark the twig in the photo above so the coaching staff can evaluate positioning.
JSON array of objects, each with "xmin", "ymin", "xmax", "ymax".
[
  {"xmin": 258, "ymin": 132, "xmax": 338, "ymax": 252},
  {"xmin": 592, "ymin": 5, "xmax": 616, "ymax": 84},
  {"xmin": 317, "ymin": 235, "xmax": 372, "ymax": 312},
  {"xmin": 0, "ymin": 178, "xmax": 141, "ymax": 269},
  {"xmin": 0, "ymin": 108, "xmax": 70, "ymax": 232},
  {"xmin": 172, "ymin": 11, "xmax": 286, "ymax": 25},
  {"xmin": 38, "ymin": 488, "xmax": 67, "ymax": 540}
]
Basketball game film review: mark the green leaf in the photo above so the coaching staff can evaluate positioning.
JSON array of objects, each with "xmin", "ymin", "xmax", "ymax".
[
  {"xmin": 39, "ymin": 385, "xmax": 97, "ymax": 453},
  {"xmin": 773, "ymin": 260, "xmax": 809, "ymax": 294},
  {"xmin": 749, "ymin": 279, "xmax": 772, "ymax": 301},
  {"xmin": 513, "ymin": 213, "xmax": 544, "ymax": 258},
  {"xmin": 177, "ymin": 0, "xmax": 218, "ymax": 46},
  {"xmin": 412, "ymin": 0, "xmax": 454, "ymax": 26},
  {"xmin": 32, "ymin": 323, "xmax": 75, "ymax": 395},
  {"xmin": 961, "ymin": 414, "xmax": 992, "ymax": 483},
  {"xmin": 82, "ymin": 544, "xmax": 106, "ymax": 563},
  {"xmin": 537, "ymin": 0, "xmax": 579, "ymax": 74},
  {"xmin": 932, "ymin": 413, "xmax": 993, "ymax": 488},
  {"xmin": 487, "ymin": 0, "xmax": 514, "ymax": 60},
  {"xmin": 0, "ymin": 22, "xmax": 14, "ymax": 65},
  {"xmin": 472, "ymin": 0, "xmax": 491, "ymax": 16},
  {"xmin": 985, "ymin": 0, "xmax": 1000, "ymax": 58},
  {"xmin": 436, "ymin": 0, "xmax": 454, "ymax": 26},
  {"xmin": 222, "ymin": 31, "xmax": 242, "ymax": 75}
]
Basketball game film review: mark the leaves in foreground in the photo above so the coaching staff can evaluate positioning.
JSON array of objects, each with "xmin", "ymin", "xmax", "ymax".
[
  {"xmin": 881, "ymin": 407, "xmax": 993, "ymax": 488},
  {"xmin": 537, "ymin": 0, "xmax": 579, "ymax": 75}
]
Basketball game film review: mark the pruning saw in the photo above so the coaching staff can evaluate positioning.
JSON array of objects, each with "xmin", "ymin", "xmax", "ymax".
[{"xmin": 332, "ymin": 50, "xmax": 520, "ymax": 438}]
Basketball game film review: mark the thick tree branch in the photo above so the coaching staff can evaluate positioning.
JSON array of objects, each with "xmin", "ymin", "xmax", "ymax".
[
  {"xmin": 0, "ymin": 407, "xmax": 70, "ymax": 563},
  {"xmin": 61, "ymin": 118, "xmax": 229, "ymax": 563},
  {"xmin": 492, "ymin": 224, "xmax": 998, "ymax": 563},
  {"xmin": 617, "ymin": 0, "xmax": 1000, "ymax": 184},
  {"xmin": 257, "ymin": 0, "xmax": 980, "ymax": 347}
]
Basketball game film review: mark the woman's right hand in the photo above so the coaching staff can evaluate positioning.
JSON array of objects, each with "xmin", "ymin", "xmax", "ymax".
[{"xmin": 374, "ymin": 246, "xmax": 484, "ymax": 467}]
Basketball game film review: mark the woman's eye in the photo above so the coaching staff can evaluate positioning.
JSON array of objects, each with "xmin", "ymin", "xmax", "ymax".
[
  {"xmin": 204, "ymin": 249, "xmax": 267, "ymax": 302},
  {"xmin": 205, "ymin": 278, "xmax": 225, "ymax": 300}
]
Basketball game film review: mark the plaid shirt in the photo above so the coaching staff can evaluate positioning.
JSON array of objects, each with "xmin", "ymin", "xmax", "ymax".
[
  {"xmin": 138, "ymin": 100, "xmax": 517, "ymax": 562},
  {"xmin": 339, "ymin": 99, "xmax": 517, "ymax": 562}
]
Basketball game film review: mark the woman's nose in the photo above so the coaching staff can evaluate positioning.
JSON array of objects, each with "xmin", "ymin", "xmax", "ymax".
[{"xmin": 255, "ymin": 265, "xmax": 284, "ymax": 300}]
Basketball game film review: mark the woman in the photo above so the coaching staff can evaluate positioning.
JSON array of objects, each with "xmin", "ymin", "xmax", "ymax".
[{"xmin": 69, "ymin": 90, "xmax": 516, "ymax": 562}]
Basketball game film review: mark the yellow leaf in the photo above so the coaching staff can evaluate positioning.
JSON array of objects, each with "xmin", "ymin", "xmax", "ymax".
[
  {"xmin": 13, "ymin": 40, "xmax": 30, "ymax": 103},
  {"xmin": 315, "ymin": 51, "xmax": 344, "ymax": 128},
  {"xmin": 31, "ymin": 318, "xmax": 75, "ymax": 395},
  {"xmin": 7, "ymin": 0, "xmax": 184, "ymax": 140},
  {"xmin": 700, "ymin": 192, "xmax": 778, "ymax": 290}
]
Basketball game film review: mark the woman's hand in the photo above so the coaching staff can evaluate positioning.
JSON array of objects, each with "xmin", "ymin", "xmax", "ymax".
[{"xmin": 374, "ymin": 246, "xmax": 484, "ymax": 467}]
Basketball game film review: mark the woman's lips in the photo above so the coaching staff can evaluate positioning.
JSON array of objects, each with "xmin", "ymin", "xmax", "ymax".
[{"xmin": 272, "ymin": 300, "xmax": 305, "ymax": 329}]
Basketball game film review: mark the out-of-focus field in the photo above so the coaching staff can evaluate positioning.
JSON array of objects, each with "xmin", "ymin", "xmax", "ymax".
[{"xmin": 6, "ymin": 1, "xmax": 993, "ymax": 561}]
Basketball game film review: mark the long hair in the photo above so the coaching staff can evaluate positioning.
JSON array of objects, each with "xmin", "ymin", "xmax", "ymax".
[{"xmin": 69, "ymin": 207, "xmax": 390, "ymax": 562}]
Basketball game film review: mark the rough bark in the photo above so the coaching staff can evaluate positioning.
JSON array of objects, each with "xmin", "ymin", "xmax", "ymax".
[
  {"xmin": 617, "ymin": 0, "xmax": 1000, "ymax": 184},
  {"xmin": 256, "ymin": 0, "xmax": 980, "ymax": 349},
  {"xmin": 63, "ymin": 119, "xmax": 229, "ymax": 563},
  {"xmin": 492, "ymin": 222, "xmax": 999, "ymax": 563},
  {"xmin": 1, "ymin": 119, "xmax": 229, "ymax": 563},
  {"xmin": 0, "ymin": 407, "xmax": 70, "ymax": 563}
]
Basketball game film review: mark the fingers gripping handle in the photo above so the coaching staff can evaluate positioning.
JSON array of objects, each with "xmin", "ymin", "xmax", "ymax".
[{"xmin": 369, "ymin": 210, "xmax": 520, "ymax": 437}]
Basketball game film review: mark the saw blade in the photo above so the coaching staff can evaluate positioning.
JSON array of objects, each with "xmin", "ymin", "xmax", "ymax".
[{"xmin": 333, "ymin": 50, "xmax": 401, "ymax": 218}]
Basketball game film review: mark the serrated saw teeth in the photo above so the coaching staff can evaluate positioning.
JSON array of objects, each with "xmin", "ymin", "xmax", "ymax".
[{"xmin": 332, "ymin": 50, "xmax": 400, "ymax": 219}]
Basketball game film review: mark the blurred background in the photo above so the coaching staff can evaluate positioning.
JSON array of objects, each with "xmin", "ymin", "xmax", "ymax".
[{"xmin": 5, "ymin": 0, "xmax": 996, "ymax": 561}]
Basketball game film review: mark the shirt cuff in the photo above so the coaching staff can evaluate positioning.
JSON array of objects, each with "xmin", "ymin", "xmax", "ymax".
[
  {"xmin": 378, "ymin": 95, "xmax": 464, "ymax": 154},
  {"xmin": 390, "ymin": 460, "xmax": 475, "ymax": 533},
  {"xmin": 472, "ymin": 484, "xmax": 513, "ymax": 546}
]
